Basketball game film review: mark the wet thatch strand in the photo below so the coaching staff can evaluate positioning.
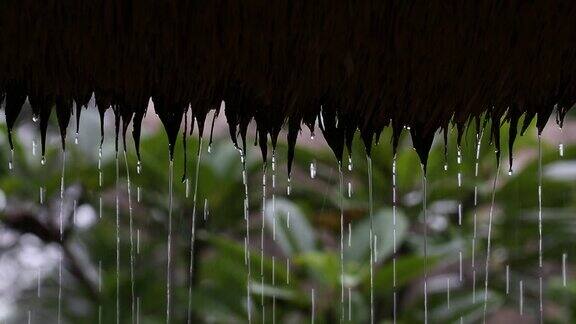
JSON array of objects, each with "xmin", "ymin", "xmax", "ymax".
[{"xmin": 1, "ymin": 1, "xmax": 576, "ymax": 172}]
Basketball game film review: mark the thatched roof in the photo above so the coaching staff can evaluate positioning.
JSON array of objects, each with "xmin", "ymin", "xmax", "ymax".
[{"xmin": 1, "ymin": 0, "xmax": 576, "ymax": 173}]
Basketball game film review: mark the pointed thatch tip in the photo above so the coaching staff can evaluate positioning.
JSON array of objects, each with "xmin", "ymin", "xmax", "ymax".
[{"xmin": 1, "ymin": 1, "xmax": 575, "ymax": 171}]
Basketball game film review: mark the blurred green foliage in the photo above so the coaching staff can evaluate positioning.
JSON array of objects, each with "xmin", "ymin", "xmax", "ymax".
[{"xmin": 1, "ymin": 110, "xmax": 576, "ymax": 323}]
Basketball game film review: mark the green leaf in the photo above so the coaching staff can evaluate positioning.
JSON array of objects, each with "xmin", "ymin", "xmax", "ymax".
[
  {"xmin": 345, "ymin": 208, "xmax": 408, "ymax": 263},
  {"xmin": 265, "ymin": 198, "xmax": 316, "ymax": 256}
]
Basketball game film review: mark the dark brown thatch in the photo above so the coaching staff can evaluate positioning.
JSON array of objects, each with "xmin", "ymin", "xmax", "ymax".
[{"xmin": 1, "ymin": 1, "xmax": 576, "ymax": 173}]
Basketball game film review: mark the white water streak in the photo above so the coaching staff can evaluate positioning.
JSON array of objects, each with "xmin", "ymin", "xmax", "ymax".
[
  {"xmin": 482, "ymin": 161, "xmax": 500, "ymax": 323},
  {"xmin": 367, "ymin": 156, "xmax": 375, "ymax": 324},
  {"xmin": 123, "ymin": 150, "xmax": 136, "ymax": 324},
  {"xmin": 166, "ymin": 160, "xmax": 174, "ymax": 323},
  {"xmin": 187, "ymin": 138, "xmax": 203, "ymax": 324}
]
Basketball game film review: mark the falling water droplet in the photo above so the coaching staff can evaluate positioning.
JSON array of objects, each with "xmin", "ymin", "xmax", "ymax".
[
  {"xmin": 32, "ymin": 140, "xmax": 36, "ymax": 156},
  {"xmin": 286, "ymin": 177, "xmax": 291, "ymax": 196},
  {"xmin": 8, "ymin": 149, "xmax": 14, "ymax": 171},
  {"xmin": 203, "ymin": 198, "xmax": 209, "ymax": 221},
  {"xmin": 457, "ymin": 146, "xmax": 463, "ymax": 188},
  {"xmin": 374, "ymin": 235, "xmax": 378, "ymax": 263},
  {"xmin": 447, "ymin": 278, "xmax": 451, "ymax": 309},
  {"xmin": 506, "ymin": 265, "xmax": 510, "ymax": 295},
  {"xmin": 73, "ymin": 200, "xmax": 77, "ymax": 225},
  {"xmin": 459, "ymin": 251, "xmax": 463, "ymax": 282},
  {"xmin": 185, "ymin": 178, "xmax": 190, "ymax": 198},
  {"xmin": 74, "ymin": 132, "xmax": 79, "ymax": 144},
  {"xmin": 444, "ymin": 163, "xmax": 448, "ymax": 171},
  {"xmin": 37, "ymin": 268, "xmax": 42, "ymax": 297},
  {"xmin": 559, "ymin": 126, "xmax": 564, "ymax": 157},
  {"xmin": 244, "ymin": 237, "xmax": 248, "ymax": 265},
  {"xmin": 458, "ymin": 203, "xmax": 462, "ymax": 226},
  {"xmin": 137, "ymin": 187, "xmax": 141, "ymax": 203},
  {"xmin": 207, "ymin": 144, "xmax": 212, "ymax": 154},
  {"xmin": 309, "ymin": 160, "xmax": 317, "ymax": 179},
  {"xmin": 39, "ymin": 187, "xmax": 45, "ymax": 204},
  {"xmin": 98, "ymin": 196, "xmax": 102, "ymax": 218},
  {"xmin": 41, "ymin": 156, "xmax": 46, "ymax": 166},
  {"xmin": 348, "ymin": 222, "xmax": 351, "ymax": 247},
  {"xmin": 508, "ymin": 169, "xmax": 513, "ymax": 176},
  {"xmin": 563, "ymin": 253, "xmax": 567, "ymax": 287},
  {"xmin": 347, "ymin": 181, "xmax": 353, "ymax": 198},
  {"xmin": 348, "ymin": 288, "xmax": 352, "ymax": 321},
  {"xmin": 286, "ymin": 258, "xmax": 290, "ymax": 284},
  {"xmin": 348, "ymin": 156, "xmax": 353, "ymax": 171},
  {"xmin": 32, "ymin": 115, "xmax": 39, "ymax": 123},
  {"xmin": 137, "ymin": 229, "xmax": 141, "ymax": 254},
  {"xmin": 311, "ymin": 289, "xmax": 315, "ymax": 324},
  {"xmin": 136, "ymin": 160, "xmax": 142, "ymax": 175},
  {"xmin": 98, "ymin": 147, "xmax": 102, "ymax": 187},
  {"xmin": 519, "ymin": 280, "xmax": 524, "ymax": 315}
]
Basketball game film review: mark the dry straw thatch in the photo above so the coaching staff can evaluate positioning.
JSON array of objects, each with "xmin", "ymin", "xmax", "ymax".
[{"xmin": 1, "ymin": 0, "xmax": 576, "ymax": 172}]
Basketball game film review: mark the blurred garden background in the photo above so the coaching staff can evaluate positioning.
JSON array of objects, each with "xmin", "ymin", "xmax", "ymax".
[{"xmin": 0, "ymin": 100, "xmax": 575, "ymax": 323}]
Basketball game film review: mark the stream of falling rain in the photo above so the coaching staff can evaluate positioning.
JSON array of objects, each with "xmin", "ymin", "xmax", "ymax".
[
  {"xmin": 187, "ymin": 137, "xmax": 203, "ymax": 324},
  {"xmin": 367, "ymin": 156, "xmax": 375, "ymax": 324},
  {"xmin": 471, "ymin": 131, "xmax": 483, "ymax": 303},
  {"xmin": 338, "ymin": 162, "xmax": 345, "ymax": 321},
  {"xmin": 392, "ymin": 155, "xmax": 398, "ymax": 324},
  {"xmin": 240, "ymin": 150, "xmax": 252, "ymax": 323},
  {"xmin": 482, "ymin": 158, "xmax": 500, "ymax": 323},
  {"xmin": 59, "ymin": 151, "xmax": 67, "ymax": 239},
  {"xmin": 559, "ymin": 126, "xmax": 564, "ymax": 157},
  {"xmin": 348, "ymin": 156, "xmax": 353, "ymax": 198},
  {"xmin": 166, "ymin": 158, "xmax": 174, "ymax": 323},
  {"xmin": 260, "ymin": 162, "xmax": 267, "ymax": 321},
  {"xmin": 123, "ymin": 150, "xmax": 136, "ymax": 324},
  {"xmin": 115, "ymin": 153, "xmax": 121, "ymax": 324},
  {"xmin": 422, "ymin": 166, "xmax": 429, "ymax": 324},
  {"xmin": 99, "ymin": 147, "xmax": 103, "ymax": 218},
  {"xmin": 537, "ymin": 134, "xmax": 544, "ymax": 322},
  {"xmin": 57, "ymin": 150, "xmax": 66, "ymax": 324},
  {"xmin": 137, "ymin": 160, "xmax": 142, "ymax": 203},
  {"xmin": 456, "ymin": 146, "xmax": 464, "ymax": 288}
]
